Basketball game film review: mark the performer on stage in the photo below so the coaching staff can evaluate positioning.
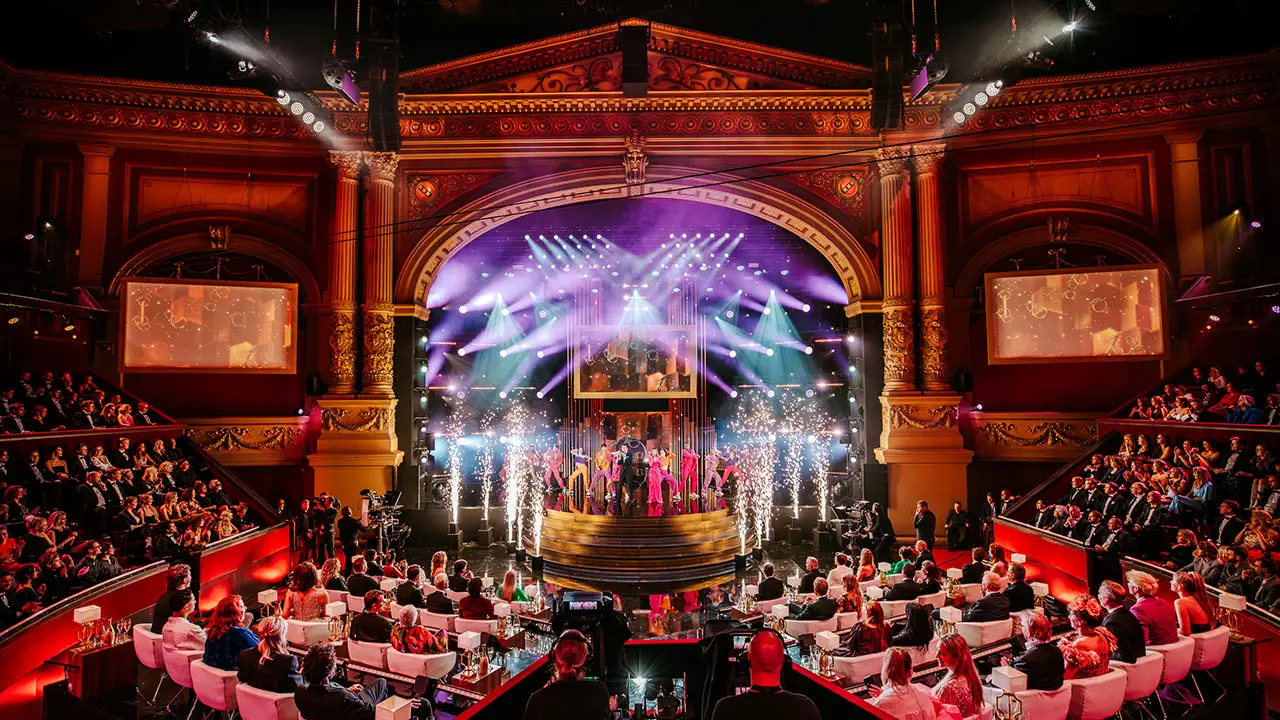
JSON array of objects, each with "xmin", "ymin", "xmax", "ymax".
[
  {"xmin": 647, "ymin": 447, "xmax": 680, "ymax": 516},
  {"xmin": 542, "ymin": 445, "xmax": 565, "ymax": 492},
  {"xmin": 567, "ymin": 448, "xmax": 591, "ymax": 514},
  {"xmin": 720, "ymin": 446, "xmax": 744, "ymax": 492},
  {"xmin": 705, "ymin": 447, "xmax": 727, "ymax": 495},
  {"xmin": 591, "ymin": 443, "xmax": 612, "ymax": 496},
  {"xmin": 680, "ymin": 447, "xmax": 700, "ymax": 508}
]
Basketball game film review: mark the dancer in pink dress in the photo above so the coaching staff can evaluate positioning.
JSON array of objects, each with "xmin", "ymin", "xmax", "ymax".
[
  {"xmin": 680, "ymin": 447, "xmax": 700, "ymax": 510},
  {"xmin": 646, "ymin": 450, "xmax": 668, "ymax": 516},
  {"xmin": 542, "ymin": 445, "xmax": 565, "ymax": 492}
]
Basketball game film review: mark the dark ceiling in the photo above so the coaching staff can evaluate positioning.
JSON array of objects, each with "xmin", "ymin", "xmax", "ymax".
[{"xmin": 2, "ymin": 0, "xmax": 1273, "ymax": 89}]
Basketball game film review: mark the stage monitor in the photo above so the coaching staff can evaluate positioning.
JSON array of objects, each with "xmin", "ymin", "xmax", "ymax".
[
  {"xmin": 984, "ymin": 265, "xmax": 1166, "ymax": 364},
  {"xmin": 120, "ymin": 278, "xmax": 298, "ymax": 373},
  {"xmin": 574, "ymin": 325, "xmax": 696, "ymax": 398}
]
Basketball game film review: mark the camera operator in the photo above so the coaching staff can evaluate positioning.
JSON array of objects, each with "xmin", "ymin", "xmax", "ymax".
[
  {"xmin": 709, "ymin": 631, "xmax": 820, "ymax": 720},
  {"xmin": 524, "ymin": 629, "xmax": 610, "ymax": 720}
]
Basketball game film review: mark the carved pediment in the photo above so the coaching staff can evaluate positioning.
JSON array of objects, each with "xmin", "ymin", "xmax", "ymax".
[{"xmin": 400, "ymin": 20, "xmax": 871, "ymax": 94}]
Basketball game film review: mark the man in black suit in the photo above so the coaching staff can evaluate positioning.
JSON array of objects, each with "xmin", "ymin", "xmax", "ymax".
[
  {"xmin": 68, "ymin": 444, "xmax": 92, "ymax": 479},
  {"xmin": 1095, "ymin": 516, "xmax": 1135, "ymax": 556},
  {"xmin": 788, "ymin": 578, "xmax": 837, "ymax": 621},
  {"xmin": 960, "ymin": 547, "xmax": 988, "ymax": 584},
  {"xmin": 1007, "ymin": 613, "xmax": 1064, "ymax": 691},
  {"xmin": 346, "ymin": 557, "xmax": 380, "ymax": 600},
  {"xmin": 1079, "ymin": 511, "xmax": 1107, "ymax": 547},
  {"xmin": 1081, "ymin": 478, "xmax": 1102, "ymax": 511},
  {"xmin": 107, "ymin": 439, "xmax": 131, "ymax": 469},
  {"xmin": 448, "ymin": 559, "xmax": 472, "ymax": 593},
  {"xmin": 294, "ymin": 643, "xmax": 398, "ymax": 720},
  {"xmin": 45, "ymin": 390, "xmax": 69, "ymax": 426},
  {"xmin": 1096, "ymin": 483, "xmax": 1129, "ymax": 519},
  {"xmin": 16, "ymin": 450, "xmax": 45, "ymax": 488},
  {"xmin": 70, "ymin": 400, "xmax": 99, "ymax": 429},
  {"xmin": 1120, "ymin": 483, "xmax": 1150, "ymax": 528},
  {"xmin": 1030, "ymin": 500, "xmax": 1054, "ymax": 529},
  {"xmin": 0, "ymin": 571, "xmax": 18, "ymax": 630},
  {"xmin": 1003, "ymin": 564, "xmax": 1036, "ymax": 612},
  {"xmin": 797, "ymin": 556, "xmax": 822, "ymax": 594},
  {"xmin": 1211, "ymin": 501, "xmax": 1246, "ymax": 546},
  {"xmin": 913, "ymin": 501, "xmax": 936, "ymax": 549},
  {"xmin": 962, "ymin": 574, "xmax": 1011, "ymax": 622},
  {"xmin": 151, "ymin": 564, "xmax": 192, "ymax": 633},
  {"xmin": 757, "ymin": 562, "xmax": 785, "ymax": 601},
  {"xmin": 1063, "ymin": 476, "xmax": 1088, "ymax": 508},
  {"xmin": 3, "ymin": 404, "xmax": 29, "ymax": 434},
  {"xmin": 133, "ymin": 401, "xmax": 161, "ymax": 426},
  {"xmin": 396, "ymin": 565, "xmax": 429, "ymax": 608},
  {"xmin": 946, "ymin": 502, "xmax": 973, "ymax": 551},
  {"xmin": 77, "ymin": 473, "xmax": 110, "ymax": 535},
  {"xmin": 349, "ymin": 593, "xmax": 395, "ymax": 644},
  {"xmin": 425, "ymin": 574, "xmax": 456, "ymax": 615},
  {"xmin": 885, "ymin": 562, "xmax": 923, "ymax": 600},
  {"xmin": 1099, "ymin": 581, "xmax": 1145, "ymax": 663}
]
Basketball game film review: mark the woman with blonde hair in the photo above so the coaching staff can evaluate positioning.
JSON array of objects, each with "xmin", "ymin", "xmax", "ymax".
[
  {"xmin": 429, "ymin": 550, "xmax": 448, "ymax": 581},
  {"xmin": 320, "ymin": 557, "xmax": 347, "ymax": 591},
  {"xmin": 213, "ymin": 510, "xmax": 238, "ymax": 540},
  {"xmin": 158, "ymin": 492, "xmax": 183, "ymax": 523},
  {"xmin": 932, "ymin": 633, "xmax": 984, "ymax": 716},
  {"xmin": 499, "ymin": 569, "xmax": 529, "ymax": 602},
  {"xmin": 116, "ymin": 403, "xmax": 135, "ymax": 427},
  {"xmin": 868, "ymin": 647, "xmax": 936, "ymax": 720},
  {"xmin": 237, "ymin": 616, "xmax": 303, "ymax": 693},
  {"xmin": 138, "ymin": 493, "xmax": 161, "ymax": 523},
  {"xmin": 1234, "ymin": 510, "xmax": 1279, "ymax": 551},
  {"xmin": 524, "ymin": 629, "xmax": 610, "ymax": 719},
  {"xmin": 855, "ymin": 548, "xmax": 877, "ymax": 582}
]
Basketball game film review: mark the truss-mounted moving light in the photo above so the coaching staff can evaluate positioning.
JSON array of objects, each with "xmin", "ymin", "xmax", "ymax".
[
  {"xmin": 952, "ymin": 80, "xmax": 1002, "ymax": 125},
  {"xmin": 276, "ymin": 90, "xmax": 328, "ymax": 133}
]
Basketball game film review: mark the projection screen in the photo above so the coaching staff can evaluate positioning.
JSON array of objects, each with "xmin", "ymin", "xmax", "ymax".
[
  {"xmin": 984, "ymin": 265, "xmax": 1166, "ymax": 364},
  {"xmin": 120, "ymin": 278, "xmax": 298, "ymax": 373}
]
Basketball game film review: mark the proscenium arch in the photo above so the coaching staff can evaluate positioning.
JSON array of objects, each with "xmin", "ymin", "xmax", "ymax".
[
  {"xmin": 395, "ymin": 166, "xmax": 881, "ymax": 308},
  {"xmin": 107, "ymin": 233, "xmax": 323, "ymax": 304}
]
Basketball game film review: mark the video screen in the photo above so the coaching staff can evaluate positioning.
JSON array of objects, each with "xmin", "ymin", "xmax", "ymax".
[
  {"xmin": 121, "ymin": 279, "xmax": 298, "ymax": 373},
  {"xmin": 574, "ymin": 325, "xmax": 696, "ymax": 398},
  {"xmin": 984, "ymin": 265, "xmax": 1164, "ymax": 364}
]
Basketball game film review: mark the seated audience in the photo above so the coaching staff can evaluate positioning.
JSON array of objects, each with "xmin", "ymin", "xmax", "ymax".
[
  {"xmin": 320, "ymin": 558, "xmax": 346, "ymax": 592},
  {"xmin": 933, "ymin": 633, "xmax": 984, "ymax": 717},
  {"xmin": 826, "ymin": 552, "xmax": 853, "ymax": 588},
  {"xmin": 458, "ymin": 576, "xmax": 496, "ymax": 620},
  {"xmin": 891, "ymin": 601, "xmax": 934, "ymax": 649},
  {"xmin": 1005, "ymin": 613, "xmax": 1064, "ymax": 691},
  {"xmin": 962, "ymin": 573, "xmax": 1011, "ymax": 622},
  {"xmin": 426, "ymin": 573, "xmax": 456, "ymax": 614},
  {"xmin": 238, "ymin": 616, "xmax": 304, "ymax": 693},
  {"xmin": 346, "ymin": 557, "xmax": 380, "ymax": 600},
  {"xmin": 836, "ymin": 600, "xmax": 891, "ymax": 657},
  {"xmin": 798, "ymin": 556, "xmax": 822, "ymax": 594},
  {"xmin": 867, "ymin": 647, "xmax": 936, "ymax": 720},
  {"xmin": 499, "ymin": 569, "xmax": 530, "ymax": 602},
  {"xmin": 350, "ymin": 592, "xmax": 394, "ymax": 644},
  {"xmin": 960, "ymin": 547, "xmax": 987, "ymax": 584},
  {"xmin": 1059, "ymin": 595, "xmax": 1116, "ymax": 679},
  {"xmin": 919, "ymin": 561, "xmax": 944, "ymax": 594},
  {"xmin": 448, "ymin": 559, "xmax": 473, "ymax": 592},
  {"xmin": 203, "ymin": 594, "xmax": 259, "ymax": 671},
  {"xmin": 788, "ymin": 578, "xmax": 836, "ymax": 621},
  {"xmin": 835, "ymin": 573, "xmax": 863, "ymax": 615},
  {"xmin": 151, "ymin": 564, "xmax": 192, "ymax": 633},
  {"xmin": 1098, "ymin": 581, "xmax": 1144, "ymax": 663},
  {"xmin": 1002, "ymin": 564, "xmax": 1035, "ymax": 612},
  {"xmin": 162, "ymin": 590, "xmax": 206, "ymax": 652},
  {"xmin": 396, "ymin": 565, "xmax": 429, "ymax": 608},
  {"xmin": 284, "ymin": 562, "xmax": 330, "ymax": 622},
  {"xmin": 885, "ymin": 562, "xmax": 923, "ymax": 601},
  {"xmin": 1173, "ymin": 572, "xmax": 1216, "ymax": 635},
  {"xmin": 390, "ymin": 604, "xmax": 448, "ymax": 655},
  {"xmin": 295, "ymin": 643, "xmax": 394, "ymax": 720},
  {"xmin": 854, "ymin": 549, "xmax": 878, "ymax": 582},
  {"xmin": 1127, "ymin": 570, "xmax": 1179, "ymax": 646}
]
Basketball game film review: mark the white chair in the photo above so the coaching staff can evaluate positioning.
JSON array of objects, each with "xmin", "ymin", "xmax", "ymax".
[
  {"xmin": 917, "ymin": 591, "xmax": 947, "ymax": 609},
  {"xmin": 956, "ymin": 618, "xmax": 1013, "ymax": 647},
  {"xmin": 960, "ymin": 584, "xmax": 983, "ymax": 604},
  {"xmin": 284, "ymin": 619, "xmax": 331, "ymax": 648},
  {"xmin": 1067, "ymin": 668, "xmax": 1126, "ymax": 720},
  {"xmin": 783, "ymin": 617, "xmax": 839, "ymax": 637},
  {"xmin": 454, "ymin": 618, "xmax": 499, "ymax": 636},
  {"xmin": 859, "ymin": 579, "xmax": 881, "ymax": 592},
  {"xmin": 1007, "ymin": 685, "xmax": 1073, "ymax": 720},
  {"xmin": 162, "ymin": 647, "xmax": 202, "ymax": 693},
  {"xmin": 347, "ymin": 594, "xmax": 366, "ymax": 613},
  {"xmin": 132, "ymin": 626, "xmax": 168, "ymax": 704},
  {"xmin": 1188, "ymin": 625, "xmax": 1230, "ymax": 702},
  {"xmin": 420, "ymin": 610, "xmax": 457, "ymax": 632},
  {"xmin": 1147, "ymin": 635, "xmax": 1194, "ymax": 717},
  {"xmin": 832, "ymin": 650, "xmax": 885, "ymax": 683},
  {"xmin": 445, "ymin": 589, "xmax": 469, "ymax": 603},
  {"xmin": 755, "ymin": 597, "xmax": 788, "ymax": 614},
  {"xmin": 386, "ymin": 649, "xmax": 458, "ymax": 680},
  {"xmin": 190, "ymin": 660, "xmax": 239, "ymax": 714},
  {"xmin": 888, "ymin": 574, "xmax": 904, "ymax": 585},
  {"xmin": 879, "ymin": 599, "xmax": 909, "ymax": 620},
  {"xmin": 1111, "ymin": 651, "xmax": 1163, "ymax": 704},
  {"xmin": 835, "ymin": 611, "xmax": 861, "ymax": 631},
  {"xmin": 325, "ymin": 589, "xmax": 347, "ymax": 605},
  {"xmin": 347, "ymin": 639, "xmax": 392, "ymax": 670},
  {"xmin": 905, "ymin": 638, "xmax": 939, "ymax": 666},
  {"xmin": 236, "ymin": 683, "xmax": 299, "ymax": 720}
]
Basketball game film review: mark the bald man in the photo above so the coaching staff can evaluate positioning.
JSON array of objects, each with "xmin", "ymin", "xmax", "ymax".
[{"xmin": 709, "ymin": 631, "xmax": 820, "ymax": 720}]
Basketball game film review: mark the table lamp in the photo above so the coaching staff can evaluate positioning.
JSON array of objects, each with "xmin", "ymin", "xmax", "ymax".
[
  {"xmin": 814, "ymin": 631, "xmax": 841, "ymax": 678},
  {"xmin": 257, "ymin": 589, "xmax": 279, "ymax": 616},
  {"xmin": 376, "ymin": 696, "xmax": 413, "ymax": 720}
]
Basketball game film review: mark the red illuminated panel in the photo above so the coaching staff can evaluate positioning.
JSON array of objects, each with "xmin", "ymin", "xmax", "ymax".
[
  {"xmin": 984, "ymin": 265, "xmax": 1165, "ymax": 364},
  {"xmin": 120, "ymin": 278, "xmax": 297, "ymax": 373}
]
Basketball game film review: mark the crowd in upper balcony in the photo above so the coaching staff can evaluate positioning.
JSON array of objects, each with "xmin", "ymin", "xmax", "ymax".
[
  {"xmin": 1126, "ymin": 362, "xmax": 1279, "ymax": 425},
  {"xmin": 1, "ymin": 370, "xmax": 170, "ymax": 434}
]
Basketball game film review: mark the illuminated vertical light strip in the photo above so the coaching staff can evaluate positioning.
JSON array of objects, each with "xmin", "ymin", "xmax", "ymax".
[
  {"xmin": 503, "ymin": 400, "xmax": 532, "ymax": 548},
  {"xmin": 478, "ymin": 413, "xmax": 494, "ymax": 523},
  {"xmin": 815, "ymin": 435, "xmax": 831, "ymax": 523},
  {"xmin": 447, "ymin": 403, "xmax": 464, "ymax": 525}
]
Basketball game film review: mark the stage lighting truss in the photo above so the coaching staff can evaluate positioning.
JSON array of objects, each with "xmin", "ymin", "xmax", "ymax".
[
  {"xmin": 275, "ymin": 89, "xmax": 329, "ymax": 134},
  {"xmin": 951, "ymin": 80, "xmax": 1002, "ymax": 126}
]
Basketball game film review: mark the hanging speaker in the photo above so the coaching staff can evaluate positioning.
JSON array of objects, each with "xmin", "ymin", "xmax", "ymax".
[
  {"xmin": 365, "ymin": 38, "xmax": 400, "ymax": 152},
  {"xmin": 870, "ymin": 0, "xmax": 905, "ymax": 130},
  {"xmin": 617, "ymin": 23, "xmax": 649, "ymax": 98}
]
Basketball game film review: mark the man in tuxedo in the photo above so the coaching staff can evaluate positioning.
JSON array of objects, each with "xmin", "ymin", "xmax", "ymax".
[
  {"xmin": 16, "ymin": 450, "xmax": 45, "ymax": 488},
  {"xmin": 71, "ymin": 400, "xmax": 99, "ymax": 429},
  {"xmin": 1007, "ymin": 614, "xmax": 1064, "ymax": 691},
  {"xmin": 1212, "ymin": 501, "xmax": 1246, "ymax": 546},
  {"xmin": 101, "ymin": 470, "xmax": 128, "ymax": 510},
  {"xmin": 107, "ymin": 438, "xmax": 131, "ymax": 469},
  {"xmin": 448, "ymin": 559, "xmax": 473, "ymax": 592},
  {"xmin": 1082, "ymin": 455, "xmax": 1107, "ymax": 481},
  {"xmin": 3, "ymin": 404, "xmax": 29, "ymax": 434},
  {"xmin": 1003, "ymin": 564, "xmax": 1036, "ymax": 612},
  {"xmin": 395, "ymin": 565, "xmax": 429, "ymax": 608},
  {"xmin": 151, "ymin": 564, "xmax": 192, "ymax": 633},
  {"xmin": 77, "ymin": 473, "xmax": 110, "ymax": 535},
  {"xmin": 1096, "ymin": 516, "xmax": 1134, "ymax": 555},
  {"xmin": 961, "ymin": 547, "xmax": 988, "ymax": 584},
  {"xmin": 946, "ymin": 501, "xmax": 974, "ymax": 551},
  {"xmin": 788, "ymin": 578, "xmax": 837, "ymax": 621},
  {"xmin": 0, "ymin": 571, "xmax": 18, "ymax": 630},
  {"xmin": 1063, "ymin": 476, "xmax": 1088, "ymax": 508},
  {"xmin": 133, "ymin": 401, "xmax": 160, "ymax": 426},
  {"xmin": 797, "ymin": 556, "xmax": 823, "ymax": 594},
  {"xmin": 1081, "ymin": 478, "xmax": 1103, "ymax": 510},
  {"xmin": 349, "ymin": 593, "xmax": 395, "ymax": 644},
  {"xmin": 1121, "ymin": 483, "xmax": 1149, "ymax": 527},
  {"xmin": 1099, "ymin": 581, "xmax": 1145, "ymax": 663},
  {"xmin": 294, "ymin": 643, "xmax": 397, "ymax": 720},
  {"xmin": 1079, "ymin": 511, "xmax": 1108, "ymax": 547},
  {"xmin": 885, "ymin": 563, "xmax": 923, "ymax": 601},
  {"xmin": 913, "ymin": 501, "xmax": 936, "ymax": 549},
  {"xmin": 45, "ymin": 390, "xmax": 69, "ymax": 426},
  {"xmin": 962, "ymin": 573, "xmax": 1011, "ymax": 622},
  {"xmin": 1096, "ymin": 482, "xmax": 1129, "ymax": 519},
  {"xmin": 1249, "ymin": 559, "xmax": 1280, "ymax": 610},
  {"xmin": 1030, "ymin": 499, "xmax": 1054, "ymax": 529},
  {"xmin": 68, "ymin": 444, "xmax": 92, "ymax": 479},
  {"xmin": 425, "ymin": 574, "xmax": 456, "ymax": 614},
  {"xmin": 346, "ymin": 557, "xmax": 380, "ymax": 600},
  {"xmin": 757, "ymin": 562, "xmax": 785, "ymax": 601}
]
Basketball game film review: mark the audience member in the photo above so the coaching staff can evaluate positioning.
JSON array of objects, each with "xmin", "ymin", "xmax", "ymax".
[
  {"xmin": 708, "ymin": 630, "xmax": 820, "ymax": 720},
  {"xmin": 350, "ymin": 592, "xmax": 394, "ymax": 644},
  {"xmin": 1098, "ymin": 581, "xmax": 1144, "ymax": 663},
  {"xmin": 788, "ymin": 578, "xmax": 836, "ymax": 621},
  {"xmin": 295, "ymin": 643, "xmax": 394, "ymax": 720},
  {"xmin": 151, "ymin": 564, "xmax": 191, "ymax": 633},
  {"xmin": 798, "ymin": 556, "xmax": 822, "ymax": 594},
  {"xmin": 1173, "ymin": 572, "xmax": 1216, "ymax": 635},
  {"xmin": 885, "ymin": 562, "xmax": 923, "ymax": 600},
  {"xmin": 203, "ymin": 594, "xmax": 259, "ymax": 671},
  {"xmin": 284, "ymin": 562, "xmax": 330, "ymax": 621},
  {"xmin": 390, "ymin": 605, "xmax": 448, "ymax": 655},
  {"xmin": 397, "ymin": 565, "xmax": 429, "ymax": 609},
  {"xmin": 458, "ymin": 577, "xmax": 496, "ymax": 620},
  {"xmin": 1126, "ymin": 571, "xmax": 1179, "ymax": 646},
  {"xmin": 162, "ymin": 590, "xmax": 206, "ymax": 653},
  {"xmin": 1002, "ymin": 564, "xmax": 1035, "ymax": 612},
  {"xmin": 837, "ymin": 601, "xmax": 890, "ymax": 657},
  {"xmin": 500, "ymin": 569, "xmax": 530, "ymax": 602},
  {"xmin": 238, "ymin": 616, "xmax": 303, "ymax": 694},
  {"xmin": 346, "ymin": 557, "xmax": 379, "ymax": 599},
  {"xmin": 448, "ymin": 559, "xmax": 473, "ymax": 592},
  {"xmin": 826, "ymin": 553, "xmax": 852, "ymax": 588},
  {"xmin": 1005, "ymin": 614, "xmax": 1064, "ymax": 691},
  {"xmin": 835, "ymin": 573, "xmax": 863, "ymax": 615},
  {"xmin": 426, "ymin": 574, "xmax": 456, "ymax": 614},
  {"xmin": 891, "ymin": 601, "xmax": 934, "ymax": 649},
  {"xmin": 867, "ymin": 647, "xmax": 936, "ymax": 720},
  {"xmin": 933, "ymin": 633, "xmax": 983, "ymax": 717},
  {"xmin": 757, "ymin": 562, "xmax": 785, "ymax": 601},
  {"xmin": 1059, "ymin": 595, "xmax": 1116, "ymax": 679},
  {"xmin": 962, "ymin": 573, "xmax": 1011, "ymax": 622}
]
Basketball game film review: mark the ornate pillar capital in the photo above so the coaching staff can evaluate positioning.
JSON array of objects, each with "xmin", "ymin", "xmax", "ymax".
[
  {"xmin": 911, "ymin": 144, "xmax": 946, "ymax": 175},
  {"xmin": 330, "ymin": 150, "xmax": 364, "ymax": 180},
  {"xmin": 875, "ymin": 146, "xmax": 912, "ymax": 177},
  {"xmin": 362, "ymin": 152, "xmax": 399, "ymax": 184}
]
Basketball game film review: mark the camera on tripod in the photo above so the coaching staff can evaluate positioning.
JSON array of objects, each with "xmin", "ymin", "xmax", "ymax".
[{"xmin": 362, "ymin": 489, "xmax": 410, "ymax": 552}]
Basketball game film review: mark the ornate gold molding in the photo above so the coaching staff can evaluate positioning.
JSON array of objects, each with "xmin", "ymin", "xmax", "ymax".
[
  {"xmin": 181, "ymin": 416, "xmax": 313, "ymax": 466},
  {"xmin": 363, "ymin": 152, "xmax": 399, "ymax": 183},
  {"xmin": 327, "ymin": 307, "xmax": 357, "ymax": 391},
  {"xmin": 968, "ymin": 412, "xmax": 1098, "ymax": 461},
  {"xmin": 882, "ymin": 304, "xmax": 916, "ymax": 390},
  {"xmin": 919, "ymin": 305, "xmax": 949, "ymax": 390},
  {"xmin": 889, "ymin": 404, "xmax": 958, "ymax": 430},
  {"xmin": 188, "ymin": 425, "xmax": 302, "ymax": 452},
  {"xmin": 360, "ymin": 306, "xmax": 396, "ymax": 390},
  {"xmin": 320, "ymin": 407, "xmax": 391, "ymax": 433},
  {"xmin": 330, "ymin": 150, "xmax": 363, "ymax": 179},
  {"xmin": 977, "ymin": 421, "xmax": 1096, "ymax": 447}
]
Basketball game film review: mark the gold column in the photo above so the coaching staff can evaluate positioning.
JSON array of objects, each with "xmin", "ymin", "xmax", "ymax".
[
  {"xmin": 360, "ymin": 151, "xmax": 399, "ymax": 397},
  {"xmin": 912, "ymin": 144, "xmax": 950, "ymax": 393},
  {"xmin": 326, "ymin": 151, "xmax": 362, "ymax": 395},
  {"xmin": 876, "ymin": 146, "xmax": 915, "ymax": 394},
  {"xmin": 76, "ymin": 144, "xmax": 115, "ymax": 287},
  {"xmin": 1167, "ymin": 132, "xmax": 1207, "ymax": 277}
]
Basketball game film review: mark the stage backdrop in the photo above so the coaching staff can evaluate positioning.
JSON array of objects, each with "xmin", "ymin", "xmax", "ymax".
[
  {"xmin": 119, "ymin": 278, "xmax": 298, "ymax": 373},
  {"xmin": 984, "ymin": 265, "xmax": 1166, "ymax": 364}
]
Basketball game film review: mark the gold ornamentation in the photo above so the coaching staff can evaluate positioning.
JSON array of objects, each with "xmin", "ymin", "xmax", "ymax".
[
  {"xmin": 1048, "ymin": 218, "xmax": 1071, "ymax": 244},
  {"xmin": 188, "ymin": 425, "xmax": 302, "ymax": 452},
  {"xmin": 361, "ymin": 308, "xmax": 396, "ymax": 388},
  {"xmin": 920, "ymin": 305, "xmax": 949, "ymax": 385},
  {"xmin": 889, "ymin": 404, "xmax": 958, "ymax": 430},
  {"xmin": 976, "ymin": 421, "xmax": 1096, "ymax": 447},
  {"xmin": 208, "ymin": 225, "xmax": 230, "ymax": 250},
  {"xmin": 875, "ymin": 146, "xmax": 912, "ymax": 176},
  {"xmin": 882, "ymin": 304, "xmax": 915, "ymax": 387},
  {"xmin": 321, "ymin": 407, "xmax": 390, "ymax": 433},
  {"xmin": 911, "ymin": 144, "xmax": 945, "ymax": 174},
  {"xmin": 328, "ymin": 309, "xmax": 356, "ymax": 389},
  {"xmin": 623, "ymin": 131, "xmax": 648, "ymax": 186},
  {"xmin": 650, "ymin": 57, "xmax": 749, "ymax": 91},
  {"xmin": 329, "ymin": 150, "xmax": 363, "ymax": 180},
  {"xmin": 362, "ymin": 152, "xmax": 399, "ymax": 183}
]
